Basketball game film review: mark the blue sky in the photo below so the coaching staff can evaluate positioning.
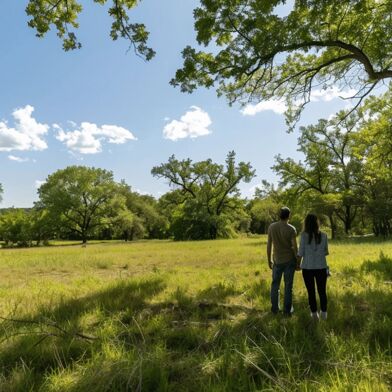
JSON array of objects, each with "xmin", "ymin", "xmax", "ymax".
[{"xmin": 0, "ymin": 1, "xmax": 361, "ymax": 207}]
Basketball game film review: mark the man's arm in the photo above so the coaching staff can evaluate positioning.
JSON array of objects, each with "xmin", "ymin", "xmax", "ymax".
[
  {"xmin": 291, "ymin": 231, "xmax": 300, "ymax": 270},
  {"xmin": 267, "ymin": 227, "xmax": 273, "ymax": 269}
]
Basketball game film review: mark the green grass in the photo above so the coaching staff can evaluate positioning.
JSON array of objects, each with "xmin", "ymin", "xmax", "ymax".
[{"xmin": 0, "ymin": 237, "xmax": 391, "ymax": 391}]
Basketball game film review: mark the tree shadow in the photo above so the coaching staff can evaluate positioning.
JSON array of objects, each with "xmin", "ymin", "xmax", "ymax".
[
  {"xmin": 196, "ymin": 282, "xmax": 241, "ymax": 302},
  {"xmin": 0, "ymin": 278, "xmax": 166, "ymax": 385},
  {"xmin": 361, "ymin": 252, "xmax": 392, "ymax": 281}
]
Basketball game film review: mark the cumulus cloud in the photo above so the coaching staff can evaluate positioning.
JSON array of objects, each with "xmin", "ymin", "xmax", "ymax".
[
  {"xmin": 56, "ymin": 122, "xmax": 137, "ymax": 154},
  {"xmin": 241, "ymin": 88, "xmax": 358, "ymax": 116},
  {"xmin": 163, "ymin": 106, "xmax": 212, "ymax": 141},
  {"xmin": 0, "ymin": 105, "xmax": 49, "ymax": 151},
  {"xmin": 241, "ymin": 100, "xmax": 287, "ymax": 116}
]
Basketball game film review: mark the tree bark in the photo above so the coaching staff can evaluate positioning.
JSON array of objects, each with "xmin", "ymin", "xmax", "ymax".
[{"xmin": 328, "ymin": 214, "xmax": 337, "ymax": 240}]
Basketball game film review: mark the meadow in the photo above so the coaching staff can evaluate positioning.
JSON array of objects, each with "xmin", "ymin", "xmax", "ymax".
[{"xmin": 0, "ymin": 237, "xmax": 391, "ymax": 391}]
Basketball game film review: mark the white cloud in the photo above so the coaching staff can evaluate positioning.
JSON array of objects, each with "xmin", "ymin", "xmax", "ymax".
[
  {"xmin": 56, "ymin": 122, "xmax": 137, "ymax": 154},
  {"xmin": 34, "ymin": 180, "xmax": 46, "ymax": 189},
  {"xmin": 163, "ymin": 106, "xmax": 212, "ymax": 141},
  {"xmin": 241, "ymin": 100, "xmax": 287, "ymax": 116},
  {"xmin": 241, "ymin": 88, "xmax": 358, "ymax": 116},
  {"xmin": 309, "ymin": 87, "xmax": 357, "ymax": 102},
  {"xmin": 8, "ymin": 155, "xmax": 30, "ymax": 163},
  {"xmin": 0, "ymin": 105, "xmax": 49, "ymax": 151}
]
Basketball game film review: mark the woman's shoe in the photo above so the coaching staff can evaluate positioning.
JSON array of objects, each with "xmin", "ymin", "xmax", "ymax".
[
  {"xmin": 320, "ymin": 311, "xmax": 327, "ymax": 320},
  {"xmin": 311, "ymin": 312, "xmax": 319, "ymax": 321}
]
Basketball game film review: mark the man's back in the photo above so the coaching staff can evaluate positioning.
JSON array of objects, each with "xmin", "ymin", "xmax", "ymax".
[{"xmin": 267, "ymin": 221, "xmax": 297, "ymax": 264}]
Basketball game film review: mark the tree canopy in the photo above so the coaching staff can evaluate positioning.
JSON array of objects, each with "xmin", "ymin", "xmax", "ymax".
[
  {"xmin": 273, "ymin": 110, "xmax": 365, "ymax": 236},
  {"xmin": 26, "ymin": 0, "xmax": 155, "ymax": 59},
  {"xmin": 172, "ymin": 0, "xmax": 392, "ymax": 127},
  {"xmin": 38, "ymin": 166, "xmax": 122, "ymax": 243}
]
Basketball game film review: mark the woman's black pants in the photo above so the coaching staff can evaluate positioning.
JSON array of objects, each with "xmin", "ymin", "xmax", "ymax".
[{"xmin": 302, "ymin": 269, "xmax": 327, "ymax": 312}]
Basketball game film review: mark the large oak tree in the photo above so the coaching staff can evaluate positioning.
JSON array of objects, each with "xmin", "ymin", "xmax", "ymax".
[{"xmin": 38, "ymin": 166, "xmax": 122, "ymax": 243}]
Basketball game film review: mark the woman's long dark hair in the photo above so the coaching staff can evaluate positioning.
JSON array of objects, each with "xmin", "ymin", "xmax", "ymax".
[{"xmin": 304, "ymin": 214, "xmax": 321, "ymax": 244}]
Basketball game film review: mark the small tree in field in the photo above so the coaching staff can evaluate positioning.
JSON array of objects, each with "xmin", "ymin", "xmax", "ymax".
[{"xmin": 38, "ymin": 166, "xmax": 122, "ymax": 244}]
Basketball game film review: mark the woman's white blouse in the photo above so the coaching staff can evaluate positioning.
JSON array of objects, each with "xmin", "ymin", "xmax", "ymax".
[{"xmin": 298, "ymin": 231, "xmax": 329, "ymax": 269}]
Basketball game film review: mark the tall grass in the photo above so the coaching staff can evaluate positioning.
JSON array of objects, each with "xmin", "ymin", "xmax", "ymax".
[{"xmin": 0, "ymin": 238, "xmax": 390, "ymax": 391}]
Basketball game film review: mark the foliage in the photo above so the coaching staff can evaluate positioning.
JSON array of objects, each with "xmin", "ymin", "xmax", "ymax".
[
  {"xmin": 25, "ymin": 0, "xmax": 155, "ymax": 59},
  {"xmin": 172, "ymin": 0, "xmax": 392, "ymax": 128},
  {"xmin": 152, "ymin": 151, "xmax": 255, "ymax": 239},
  {"xmin": 0, "ymin": 209, "xmax": 32, "ymax": 247},
  {"xmin": 355, "ymin": 87, "xmax": 392, "ymax": 236},
  {"xmin": 247, "ymin": 181, "xmax": 281, "ymax": 234},
  {"xmin": 30, "ymin": 206, "xmax": 59, "ymax": 245},
  {"xmin": 119, "ymin": 184, "xmax": 168, "ymax": 240}
]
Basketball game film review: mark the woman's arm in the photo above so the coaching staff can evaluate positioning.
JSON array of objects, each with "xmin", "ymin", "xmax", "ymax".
[{"xmin": 298, "ymin": 233, "xmax": 305, "ymax": 257}]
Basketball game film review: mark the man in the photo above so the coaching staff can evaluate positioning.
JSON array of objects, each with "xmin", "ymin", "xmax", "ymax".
[{"xmin": 267, "ymin": 207, "xmax": 299, "ymax": 316}]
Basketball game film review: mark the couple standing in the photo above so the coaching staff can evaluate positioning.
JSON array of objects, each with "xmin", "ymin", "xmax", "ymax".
[{"xmin": 266, "ymin": 207, "xmax": 329, "ymax": 320}]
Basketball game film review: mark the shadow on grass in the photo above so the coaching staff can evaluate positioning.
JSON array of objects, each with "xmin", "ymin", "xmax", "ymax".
[
  {"xmin": 196, "ymin": 282, "xmax": 241, "ymax": 302},
  {"xmin": 0, "ymin": 255, "xmax": 391, "ymax": 391},
  {"xmin": 361, "ymin": 252, "xmax": 392, "ymax": 281}
]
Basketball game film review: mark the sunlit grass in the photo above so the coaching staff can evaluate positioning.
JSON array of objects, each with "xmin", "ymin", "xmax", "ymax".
[{"xmin": 0, "ymin": 237, "xmax": 391, "ymax": 391}]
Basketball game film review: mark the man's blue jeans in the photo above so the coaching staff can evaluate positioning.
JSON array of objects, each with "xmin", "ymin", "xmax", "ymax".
[{"xmin": 271, "ymin": 259, "xmax": 296, "ymax": 314}]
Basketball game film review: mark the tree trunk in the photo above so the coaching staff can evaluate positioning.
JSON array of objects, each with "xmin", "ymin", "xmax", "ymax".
[
  {"xmin": 328, "ymin": 214, "xmax": 337, "ymax": 240},
  {"xmin": 344, "ymin": 205, "xmax": 352, "ymax": 235},
  {"xmin": 209, "ymin": 225, "xmax": 218, "ymax": 240}
]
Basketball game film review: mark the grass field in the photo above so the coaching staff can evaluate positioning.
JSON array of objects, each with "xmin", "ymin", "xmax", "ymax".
[{"xmin": 0, "ymin": 237, "xmax": 391, "ymax": 391}]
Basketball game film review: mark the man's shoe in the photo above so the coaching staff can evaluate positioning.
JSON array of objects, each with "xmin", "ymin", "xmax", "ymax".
[
  {"xmin": 320, "ymin": 311, "xmax": 327, "ymax": 320},
  {"xmin": 311, "ymin": 312, "xmax": 319, "ymax": 321}
]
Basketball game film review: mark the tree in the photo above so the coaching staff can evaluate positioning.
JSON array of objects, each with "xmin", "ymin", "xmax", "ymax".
[
  {"xmin": 25, "ymin": 0, "xmax": 155, "ymax": 59},
  {"xmin": 354, "ymin": 88, "xmax": 392, "ymax": 235},
  {"xmin": 0, "ymin": 209, "xmax": 32, "ymax": 247},
  {"xmin": 38, "ymin": 166, "xmax": 122, "ymax": 243},
  {"xmin": 30, "ymin": 205, "xmax": 58, "ymax": 245},
  {"xmin": 273, "ymin": 111, "xmax": 365, "ymax": 236},
  {"xmin": 152, "ymin": 151, "xmax": 255, "ymax": 240},
  {"xmin": 172, "ymin": 0, "xmax": 392, "ymax": 127},
  {"xmin": 118, "ymin": 184, "xmax": 168, "ymax": 239}
]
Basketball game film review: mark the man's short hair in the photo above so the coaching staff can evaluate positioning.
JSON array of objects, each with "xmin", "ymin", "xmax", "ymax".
[{"xmin": 280, "ymin": 207, "xmax": 291, "ymax": 220}]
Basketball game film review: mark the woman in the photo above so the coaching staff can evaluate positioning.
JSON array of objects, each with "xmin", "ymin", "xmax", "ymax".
[{"xmin": 297, "ymin": 214, "xmax": 329, "ymax": 321}]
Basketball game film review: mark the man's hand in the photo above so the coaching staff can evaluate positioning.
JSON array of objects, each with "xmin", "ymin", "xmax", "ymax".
[{"xmin": 268, "ymin": 260, "xmax": 274, "ymax": 270}]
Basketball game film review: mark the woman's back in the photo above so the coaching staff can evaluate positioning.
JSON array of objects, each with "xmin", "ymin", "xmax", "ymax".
[{"xmin": 298, "ymin": 231, "xmax": 328, "ymax": 269}]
